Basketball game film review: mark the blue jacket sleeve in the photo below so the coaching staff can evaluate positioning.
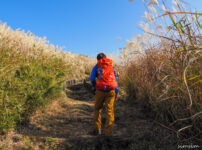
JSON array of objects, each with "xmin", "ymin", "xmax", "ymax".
[
  {"xmin": 90, "ymin": 64, "xmax": 98, "ymax": 88},
  {"xmin": 114, "ymin": 68, "xmax": 119, "ymax": 96}
]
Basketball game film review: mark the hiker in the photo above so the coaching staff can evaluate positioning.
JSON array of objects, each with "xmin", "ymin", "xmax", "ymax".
[{"xmin": 90, "ymin": 53, "xmax": 119, "ymax": 137}]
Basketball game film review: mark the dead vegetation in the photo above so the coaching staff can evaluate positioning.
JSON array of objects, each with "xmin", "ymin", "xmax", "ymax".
[{"xmin": 119, "ymin": 0, "xmax": 201, "ymax": 144}]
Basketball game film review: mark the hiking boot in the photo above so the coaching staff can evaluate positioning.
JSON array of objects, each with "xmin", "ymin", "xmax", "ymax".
[
  {"xmin": 90, "ymin": 129, "xmax": 101, "ymax": 136},
  {"xmin": 103, "ymin": 136, "xmax": 112, "ymax": 140}
]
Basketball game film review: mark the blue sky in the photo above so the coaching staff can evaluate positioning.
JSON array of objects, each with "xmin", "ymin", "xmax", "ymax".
[{"xmin": 0, "ymin": 0, "xmax": 201, "ymax": 57}]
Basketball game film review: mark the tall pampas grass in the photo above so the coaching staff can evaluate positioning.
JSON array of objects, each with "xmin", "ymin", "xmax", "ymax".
[
  {"xmin": 0, "ymin": 21, "xmax": 94, "ymax": 133},
  {"xmin": 121, "ymin": 0, "xmax": 201, "ymax": 142}
]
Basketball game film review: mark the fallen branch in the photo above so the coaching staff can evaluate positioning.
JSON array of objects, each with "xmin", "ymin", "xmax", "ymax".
[
  {"xmin": 170, "ymin": 111, "xmax": 202, "ymax": 125},
  {"xmin": 177, "ymin": 125, "xmax": 192, "ymax": 138},
  {"xmin": 154, "ymin": 121, "xmax": 177, "ymax": 133}
]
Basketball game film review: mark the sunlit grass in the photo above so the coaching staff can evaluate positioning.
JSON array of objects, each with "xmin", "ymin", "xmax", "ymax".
[
  {"xmin": 120, "ymin": 0, "xmax": 201, "ymax": 141},
  {"xmin": 0, "ymin": 22, "xmax": 94, "ymax": 133}
]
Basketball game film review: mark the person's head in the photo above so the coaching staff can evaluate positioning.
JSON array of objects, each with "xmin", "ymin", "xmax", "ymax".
[{"xmin": 97, "ymin": 53, "xmax": 106, "ymax": 60}]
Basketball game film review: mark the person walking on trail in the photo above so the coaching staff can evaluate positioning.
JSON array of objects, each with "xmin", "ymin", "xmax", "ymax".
[{"xmin": 90, "ymin": 53, "xmax": 119, "ymax": 137}]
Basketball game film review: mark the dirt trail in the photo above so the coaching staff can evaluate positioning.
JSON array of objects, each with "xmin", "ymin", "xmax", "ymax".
[{"xmin": 0, "ymin": 82, "xmax": 178, "ymax": 150}]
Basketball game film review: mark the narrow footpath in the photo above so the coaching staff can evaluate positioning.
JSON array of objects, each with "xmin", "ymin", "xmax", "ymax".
[{"xmin": 1, "ymin": 82, "xmax": 178, "ymax": 150}]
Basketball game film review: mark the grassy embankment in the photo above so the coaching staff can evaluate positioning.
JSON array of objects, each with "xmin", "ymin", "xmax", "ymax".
[
  {"xmin": 119, "ymin": 0, "xmax": 201, "ymax": 143},
  {"xmin": 0, "ymin": 22, "xmax": 94, "ymax": 134}
]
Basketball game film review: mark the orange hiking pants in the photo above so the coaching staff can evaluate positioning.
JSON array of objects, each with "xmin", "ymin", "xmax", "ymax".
[{"xmin": 94, "ymin": 90, "xmax": 115, "ymax": 136}]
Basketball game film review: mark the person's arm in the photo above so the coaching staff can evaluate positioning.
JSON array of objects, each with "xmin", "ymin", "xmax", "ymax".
[
  {"xmin": 90, "ymin": 64, "xmax": 98, "ymax": 88},
  {"xmin": 114, "ymin": 68, "xmax": 119, "ymax": 99}
]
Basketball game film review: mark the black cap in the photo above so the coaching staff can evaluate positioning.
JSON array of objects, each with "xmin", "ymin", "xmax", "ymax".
[{"xmin": 97, "ymin": 53, "xmax": 106, "ymax": 60}]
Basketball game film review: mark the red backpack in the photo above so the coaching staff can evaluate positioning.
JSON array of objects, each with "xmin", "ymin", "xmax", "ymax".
[{"xmin": 96, "ymin": 58, "xmax": 117, "ymax": 91}]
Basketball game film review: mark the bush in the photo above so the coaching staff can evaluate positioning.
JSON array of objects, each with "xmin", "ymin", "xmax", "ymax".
[
  {"xmin": 0, "ymin": 22, "xmax": 93, "ymax": 133},
  {"xmin": 0, "ymin": 48, "xmax": 68, "ymax": 133}
]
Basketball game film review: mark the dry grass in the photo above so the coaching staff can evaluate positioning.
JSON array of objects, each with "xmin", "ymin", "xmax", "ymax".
[
  {"xmin": 0, "ymin": 21, "xmax": 94, "ymax": 134},
  {"xmin": 120, "ymin": 0, "xmax": 202, "ymax": 142},
  {"xmin": 0, "ymin": 22, "xmax": 95, "ymax": 79}
]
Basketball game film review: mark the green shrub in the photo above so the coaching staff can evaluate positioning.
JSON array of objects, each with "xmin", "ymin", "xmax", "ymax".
[
  {"xmin": 0, "ymin": 48, "xmax": 69, "ymax": 133},
  {"xmin": 0, "ymin": 22, "xmax": 93, "ymax": 133}
]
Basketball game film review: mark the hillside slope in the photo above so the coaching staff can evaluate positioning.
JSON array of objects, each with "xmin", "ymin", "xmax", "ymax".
[{"xmin": 0, "ymin": 22, "xmax": 94, "ymax": 134}]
